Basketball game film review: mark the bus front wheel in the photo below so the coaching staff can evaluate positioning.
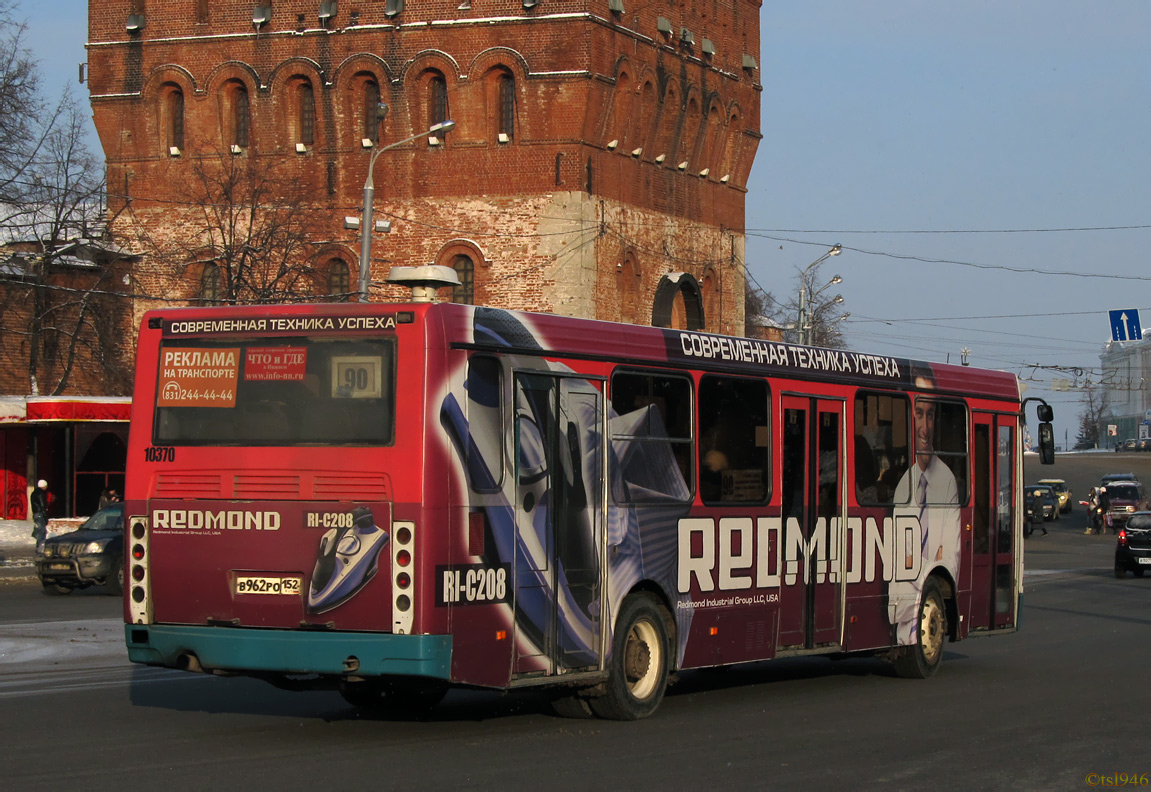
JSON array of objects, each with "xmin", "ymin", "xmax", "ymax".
[
  {"xmin": 589, "ymin": 593, "xmax": 671, "ymax": 720},
  {"xmin": 892, "ymin": 578, "xmax": 947, "ymax": 680}
]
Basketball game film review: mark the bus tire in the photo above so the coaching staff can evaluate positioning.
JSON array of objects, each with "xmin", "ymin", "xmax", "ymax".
[
  {"xmin": 589, "ymin": 593, "xmax": 670, "ymax": 720},
  {"xmin": 892, "ymin": 578, "xmax": 947, "ymax": 680}
]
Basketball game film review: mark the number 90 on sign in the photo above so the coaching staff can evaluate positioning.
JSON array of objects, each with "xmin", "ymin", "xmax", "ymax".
[{"xmin": 331, "ymin": 356, "xmax": 382, "ymax": 399}]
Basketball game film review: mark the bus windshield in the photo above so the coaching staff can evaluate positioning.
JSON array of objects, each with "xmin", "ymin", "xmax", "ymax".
[{"xmin": 153, "ymin": 336, "xmax": 396, "ymax": 446}]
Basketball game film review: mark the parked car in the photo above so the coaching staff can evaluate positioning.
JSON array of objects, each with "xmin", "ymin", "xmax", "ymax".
[
  {"xmin": 1139, "ymin": 438, "xmax": 1151, "ymax": 452},
  {"xmin": 1038, "ymin": 478, "xmax": 1072, "ymax": 513},
  {"xmin": 1099, "ymin": 481, "xmax": 1146, "ymax": 532},
  {"xmin": 34, "ymin": 503, "xmax": 124, "ymax": 596},
  {"xmin": 1116, "ymin": 438, "xmax": 1139, "ymax": 452},
  {"xmin": 1115, "ymin": 511, "xmax": 1151, "ymax": 578},
  {"xmin": 1025, "ymin": 484, "xmax": 1058, "ymax": 522}
]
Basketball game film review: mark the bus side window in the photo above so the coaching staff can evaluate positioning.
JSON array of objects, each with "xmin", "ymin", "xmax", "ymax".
[
  {"xmin": 466, "ymin": 356, "xmax": 504, "ymax": 493},
  {"xmin": 930, "ymin": 400, "xmax": 970, "ymax": 505},
  {"xmin": 853, "ymin": 392, "xmax": 911, "ymax": 505},
  {"xmin": 609, "ymin": 370, "xmax": 693, "ymax": 504},
  {"xmin": 698, "ymin": 376, "xmax": 770, "ymax": 505}
]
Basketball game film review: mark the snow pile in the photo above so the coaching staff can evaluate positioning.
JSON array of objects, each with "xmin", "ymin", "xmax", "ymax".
[{"xmin": 0, "ymin": 519, "xmax": 35, "ymax": 551}]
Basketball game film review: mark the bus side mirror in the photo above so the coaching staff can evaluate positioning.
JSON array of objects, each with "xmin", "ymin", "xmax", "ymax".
[{"xmin": 1038, "ymin": 422, "xmax": 1055, "ymax": 465}]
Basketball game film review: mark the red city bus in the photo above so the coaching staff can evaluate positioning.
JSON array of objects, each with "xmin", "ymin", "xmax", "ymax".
[{"xmin": 123, "ymin": 294, "xmax": 1055, "ymax": 719}]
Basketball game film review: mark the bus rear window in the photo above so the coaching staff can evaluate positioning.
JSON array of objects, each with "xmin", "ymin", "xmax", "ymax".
[{"xmin": 153, "ymin": 337, "xmax": 396, "ymax": 446}]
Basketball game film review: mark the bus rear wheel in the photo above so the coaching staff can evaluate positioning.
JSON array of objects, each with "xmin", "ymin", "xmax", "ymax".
[
  {"xmin": 892, "ymin": 578, "xmax": 947, "ymax": 679},
  {"xmin": 589, "ymin": 593, "xmax": 670, "ymax": 720}
]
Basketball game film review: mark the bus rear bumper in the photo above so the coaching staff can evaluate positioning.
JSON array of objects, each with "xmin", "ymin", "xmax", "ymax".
[{"xmin": 124, "ymin": 624, "xmax": 452, "ymax": 680}]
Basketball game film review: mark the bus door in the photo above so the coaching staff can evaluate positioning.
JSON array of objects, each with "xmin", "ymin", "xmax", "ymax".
[
  {"xmin": 970, "ymin": 413, "xmax": 1018, "ymax": 630},
  {"xmin": 512, "ymin": 372, "xmax": 604, "ymax": 676},
  {"xmin": 777, "ymin": 394, "xmax": 846, "ymax": 650}
]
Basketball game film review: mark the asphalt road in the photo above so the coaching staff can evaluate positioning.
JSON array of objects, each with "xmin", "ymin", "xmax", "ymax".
[{"xmin": 2, "ymin": 452, "xmax": 1148, "ymax": 790}]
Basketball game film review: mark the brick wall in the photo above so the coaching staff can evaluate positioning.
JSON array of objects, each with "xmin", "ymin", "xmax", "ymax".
[
  {"xmin": 0, "ymin": 258, "xmax": 135, "ymax": 396},
  {"xmin": 89, "ymin": 0, "xmax": 761, "ymax": 336}
]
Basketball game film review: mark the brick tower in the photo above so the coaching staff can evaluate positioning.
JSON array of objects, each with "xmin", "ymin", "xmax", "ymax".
[{"xmin": 87, "ymin": 0, "xmax": 761, "ymax": 334}]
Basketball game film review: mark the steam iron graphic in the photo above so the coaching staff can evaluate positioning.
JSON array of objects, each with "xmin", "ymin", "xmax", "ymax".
[{"xmin": 306, "ymin": 506, "xmax": 389, "ymax": 614}]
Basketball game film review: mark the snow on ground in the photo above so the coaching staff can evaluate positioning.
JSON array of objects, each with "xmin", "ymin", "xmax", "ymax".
[
  {"xmin": 0, "ymin": 519, "xmax": 78, "ymax": 568},
  {"xmin": 0, "ymin": 618, "xmax": 125, "ymax": 665},
  {"xmin": 0, "ymin": 520, "xmax": 35, "ymax": 552}
]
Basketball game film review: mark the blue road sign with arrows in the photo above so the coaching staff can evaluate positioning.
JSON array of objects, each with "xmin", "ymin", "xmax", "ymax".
[{"xmin": 1110, "ymin": 309, "xmax": 1143, "ymax": 342}]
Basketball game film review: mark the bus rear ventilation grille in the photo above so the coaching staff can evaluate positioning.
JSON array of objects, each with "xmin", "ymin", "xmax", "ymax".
[
  {"xmin": 313, "ymin": 475, "xmax": 390, "ymax": 501},
  {"xmin": 233, "ymin": 475, "xmax": 302, "ymax": 498},
  {"xmin": 155, "ymin": 473, "xmax": 223, "ymax": 498}
]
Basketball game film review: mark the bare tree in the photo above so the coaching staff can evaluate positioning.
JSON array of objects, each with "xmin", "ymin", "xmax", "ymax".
[
  {"xmin": 0, "ymin": 0, "xmax": 53, "ymax": 208},
  {"xmin": 794, "ymin": 259, "xmax": 848, "ymax": 349},
  {"xmin": 0, "ymin": 50, "xmax": 124, "ymax": 397},
  {"xmin": 745, "ymin": 263, "xmax": 849, "ymax": 348},
  {"xmin": 743, "ymin": 275, "xmax": 775, "ymax": 338},
  {"xmin": 129, "ymin": 154, "xmax": 328, "ymax": 305},
  {"xmin": 22, "ymin": 94, "xmax": 115, "ymax": 395},
  {"xmin": 1074, "ymin": 380, "xmax": 1109, "ymax": 450}
]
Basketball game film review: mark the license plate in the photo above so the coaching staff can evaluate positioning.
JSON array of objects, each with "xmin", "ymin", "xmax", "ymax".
[
  {"xmin": 235, "ymin": 575, "xmax": 303, "ymax": 596},
  {"xmin": 1137, "ymin": 558, "xmax": 1151, "ymax": 565}
]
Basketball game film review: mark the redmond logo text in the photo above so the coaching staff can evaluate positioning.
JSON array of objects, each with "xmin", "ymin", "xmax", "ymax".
[{"xmin": 152, "ymin": 509, "xmax": 281, "ymax": 531}]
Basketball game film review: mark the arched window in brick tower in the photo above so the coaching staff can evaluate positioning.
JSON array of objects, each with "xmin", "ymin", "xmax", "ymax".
[
  {"xmin": 328, "ymin": 258, "xmax": 350, "ymax": 301},
  {"xmin": 637, "ymin": 79, "xmax": 657, "ymax": 157},
  {"xmin": 225, "ymin": 81, "xmax": 250, "ymax": 149},
  {"xmin": 362, "ymin": 79, "xmax": 381, "ymax": 144},
  {"xmin": 162, "ymin": 84, "xmax": 185, "ymax": 152},
  {"xmin": 200, "ymin": 263, "xmax": 222, "ymax": 305},
  {"xmin": 652, "ymin": 273, "xmax": 704, "ymax": 331},
  {"xmin": 449, "ymin": 254, "xmax": 474, "ymax": 305},
  {"xmin": 497, "ymin": 72, "xmax": 515, "ymax": 142},
  {"xmin": 654, "ymin": 82, "xmax": 679, "ymax": 165},
  {"xmin": 721, "ymin": 107, "xmax": 743, "ymax": 185},
  {"xmin": 702, "ymin": 268, "xmax": 719, "ymax": 332},
  {"xmin": 297, "ymin": 81, "xmax": 316, "ymax": 146},
  {"xmin": 610, "ymin": 70, "xmax": 632, "ymax": 148},
  {"xmin": 679, "ymin": 94, "xmax": 701, "ymax": 169},
  {"xmin": 619, "ymin": 250, "xmax": 641, "ymax": 323},
  {"xmin": 428, "ymin": 73, "xmax": 448, "ymax": 129},
  {"xmin": 701, "ymin": 98, "xmax": 724, "ymax": 176}
]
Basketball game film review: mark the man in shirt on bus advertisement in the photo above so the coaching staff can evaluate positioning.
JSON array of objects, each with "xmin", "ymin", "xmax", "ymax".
[{"xmin": 888, "ymin": 369, "xmax": 961, "ymax": 645}]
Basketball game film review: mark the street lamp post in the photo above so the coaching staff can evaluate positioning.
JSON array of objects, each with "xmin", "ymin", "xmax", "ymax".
[
  {"xmin": 357, "ymin": 111, "xmax": 456, "ymax": 301},
  {"xmin": 797, "ymin": 244, "xmax": 843, "ymax": 346}
]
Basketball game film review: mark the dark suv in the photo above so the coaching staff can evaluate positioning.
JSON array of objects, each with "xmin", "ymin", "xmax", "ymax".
[
  {"xmin": 35, "ymin": 504, "xmax": 124, "ymax": 595},
  {"xmin": 1116, "ymin": 511, "xmax": 1151, "ymax": 578},
  {"xmin": 1100, "ymin": 481, "xmax": 1145, "ymax": 532}
]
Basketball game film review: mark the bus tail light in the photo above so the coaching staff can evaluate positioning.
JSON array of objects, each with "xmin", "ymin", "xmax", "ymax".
[
  {"xmin": 392, "ymin": 520, "xmax": 415, "ymax": 635},
  {"xmin": 128, "ymin": 516, "xmax": 152, "ymax": 624}
]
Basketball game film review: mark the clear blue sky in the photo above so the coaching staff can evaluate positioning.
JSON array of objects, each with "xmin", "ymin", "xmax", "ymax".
[{"xmin": 19, "ymin": 1, "xmax": 1151, "ymax": 447}]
